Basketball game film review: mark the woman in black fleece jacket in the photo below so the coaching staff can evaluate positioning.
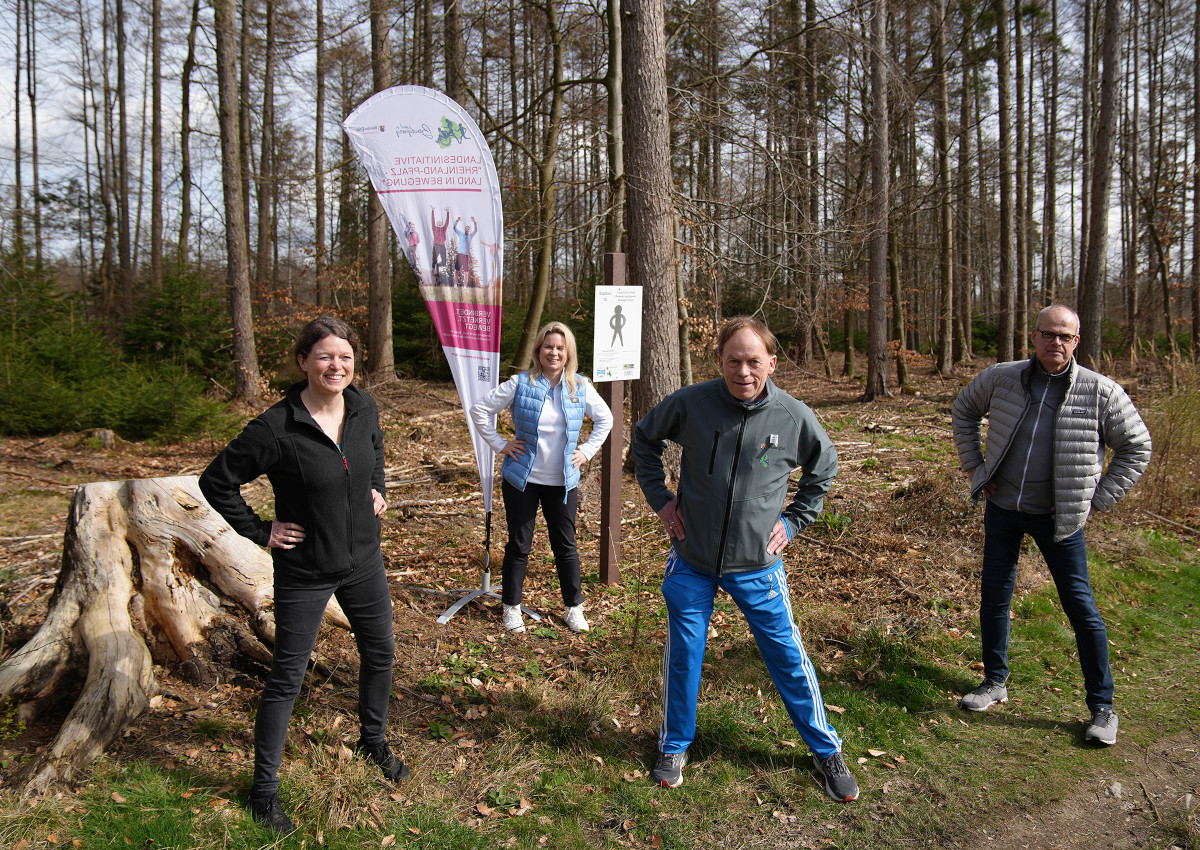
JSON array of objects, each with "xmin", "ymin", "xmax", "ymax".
[{"xmin": 200, "ymin": 315, "xmax": 406, "ymax": 836}]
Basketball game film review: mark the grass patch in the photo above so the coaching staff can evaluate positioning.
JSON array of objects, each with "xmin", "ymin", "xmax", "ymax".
[{"xmin": 2, "ymin": 530, "xmax": 1197, "ymax": 848}]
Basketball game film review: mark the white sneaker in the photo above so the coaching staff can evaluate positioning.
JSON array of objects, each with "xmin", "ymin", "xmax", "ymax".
[
  {"xmin": 502, "ymin": 604, "xmax": 525, "ymax": 634},
  {"xmin": 563, "ymin": 605, "xmax": 590, "ymax": 633}
]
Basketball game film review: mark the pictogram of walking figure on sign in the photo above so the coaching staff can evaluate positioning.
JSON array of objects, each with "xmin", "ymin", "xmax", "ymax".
[{"xmin": 609, "ymin": 305, "xmax": 627, "ymax": 347}]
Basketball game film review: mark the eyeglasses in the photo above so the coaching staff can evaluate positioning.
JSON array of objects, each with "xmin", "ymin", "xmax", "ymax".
[{"xmin": 1035, "ymin": 330, "xmax": 1077, "ymax": 344}]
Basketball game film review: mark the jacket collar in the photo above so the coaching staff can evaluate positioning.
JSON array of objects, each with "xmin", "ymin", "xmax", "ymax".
[
  {"xmin": 285, "ymin": 380, "xmax": 366, "ymax": 427},
  {"xmin": 1020, "ymin": 355, "xmax": 1076, "ymax": 387}
]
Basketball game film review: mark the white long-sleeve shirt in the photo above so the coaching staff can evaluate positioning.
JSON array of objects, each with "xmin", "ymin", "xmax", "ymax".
[{"xmin": 470, "ymin": 373, "xmax": 614, "ymax": 486}]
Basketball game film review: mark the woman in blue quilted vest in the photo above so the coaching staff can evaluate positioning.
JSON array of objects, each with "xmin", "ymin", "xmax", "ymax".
[{"xmin": 470, "ymin": 322, "xmax": 613, "ymax": 633}]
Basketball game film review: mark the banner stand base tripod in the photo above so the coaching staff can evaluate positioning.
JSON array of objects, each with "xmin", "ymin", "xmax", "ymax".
[
  {"xmin": 435, "ymin": 570, "xmax": 543, "ymax": 625},
  {"xmin": 436, "ymin": 512, "xmax": 544, "ymax": 626}
]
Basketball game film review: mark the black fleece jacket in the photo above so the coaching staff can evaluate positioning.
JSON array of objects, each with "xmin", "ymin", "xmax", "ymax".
[{"xmin": 199, "ymin": 381, "xmax": 386, "ymax": 583}]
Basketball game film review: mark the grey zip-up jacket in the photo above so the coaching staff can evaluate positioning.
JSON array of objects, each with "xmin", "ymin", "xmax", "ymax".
[
  {"xmin": 951, "ymin": 356, "xmax": 1151, "ymax": 541},
  {"xmin": 633, "ymin": 377, "xmax": 838, "ymax": 576}
]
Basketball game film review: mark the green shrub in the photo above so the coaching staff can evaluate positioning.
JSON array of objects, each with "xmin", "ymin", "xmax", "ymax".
[{"xmin": 0, "ymin": 270, "xmax": 238, "ymax": 442}]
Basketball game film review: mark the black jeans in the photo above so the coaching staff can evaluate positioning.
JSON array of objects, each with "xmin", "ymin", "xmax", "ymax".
[
  {"xmin": 500, "ymin": 479, "xmax": 582, "ymax": 607},
  {"xmin": 252, "ymin": 557, "xmax": 395, "ymax": 796}
]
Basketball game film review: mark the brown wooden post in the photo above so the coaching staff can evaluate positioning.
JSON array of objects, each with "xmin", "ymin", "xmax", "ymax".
[{"xmin": 598, "ymin": 253, "xmax": 625, "ymax": 585}]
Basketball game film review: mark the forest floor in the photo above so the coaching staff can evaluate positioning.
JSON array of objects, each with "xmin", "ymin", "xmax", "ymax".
[{"xmin": 0, "ymin": 353, "xmax": 1198, "ymax": 849}]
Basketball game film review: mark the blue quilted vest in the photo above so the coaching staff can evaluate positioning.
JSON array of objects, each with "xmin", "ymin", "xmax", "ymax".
[{"xmin": 503, "ymin": 371, "xmax": 587, "ymax": 498}]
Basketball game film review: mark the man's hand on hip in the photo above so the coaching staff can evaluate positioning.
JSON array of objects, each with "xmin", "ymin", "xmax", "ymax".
[
  {"xmin": 766, "ymin": 519, "xmax": 790, "ymax": 556},
  {"xmin": 657, "ymin": 499, "xmax": 686, "ymax": 541}
]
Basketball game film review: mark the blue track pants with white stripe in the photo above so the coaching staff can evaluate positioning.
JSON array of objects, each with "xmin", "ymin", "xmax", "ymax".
[{"xmin": 659, "ymin": 549, "xmax": 843, "ymax": 758}]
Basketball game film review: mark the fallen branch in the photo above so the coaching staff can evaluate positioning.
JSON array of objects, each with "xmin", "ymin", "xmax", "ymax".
[{"xmin": 794, "ymin": 533, "xmax": 875, "ymax": 568}]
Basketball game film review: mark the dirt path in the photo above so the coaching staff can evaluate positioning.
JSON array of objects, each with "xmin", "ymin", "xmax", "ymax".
[{"xmin": 969, "ymin": 731, "xmax": 1200, "ymax": 850}]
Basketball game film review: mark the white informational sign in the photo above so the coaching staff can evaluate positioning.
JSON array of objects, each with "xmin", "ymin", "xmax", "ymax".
[{"xmin": 592, "ymin": 286, "xmax": 643, "ymax": 382}]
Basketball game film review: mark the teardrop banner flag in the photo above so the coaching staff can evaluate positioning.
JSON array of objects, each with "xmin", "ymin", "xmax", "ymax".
[{"xmin": 343, "ymin": 86, "xmax": 502, "ymax": 512}]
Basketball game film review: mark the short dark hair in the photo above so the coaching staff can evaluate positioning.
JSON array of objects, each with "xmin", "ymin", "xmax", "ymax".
[
  {"xmin": 717, "ymin": 316, "xmax": 778, "ymax": 357},
  {"xmin": 293, "ymin": 314, "xmax": 362, "ymax": 368}
]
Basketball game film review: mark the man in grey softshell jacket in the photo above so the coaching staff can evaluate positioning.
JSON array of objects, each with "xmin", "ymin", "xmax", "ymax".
[
  {"xmin": 632, "ymin": 317, "xmax": 858, "ymax": 802},
  {"xmin": 951, "ymin": 304, "xmax": 1151, "ymax": 745}
]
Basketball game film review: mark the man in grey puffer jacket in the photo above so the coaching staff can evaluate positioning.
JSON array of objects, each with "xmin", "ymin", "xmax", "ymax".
[{"xmin": 952, "ymin": 304, "xmax": 1151, "ymax": 746}]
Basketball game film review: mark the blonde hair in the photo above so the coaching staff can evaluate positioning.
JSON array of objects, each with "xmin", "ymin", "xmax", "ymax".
[{"xmin": 528, "ymin": 321, "xmax": 581, "ymax": 397}]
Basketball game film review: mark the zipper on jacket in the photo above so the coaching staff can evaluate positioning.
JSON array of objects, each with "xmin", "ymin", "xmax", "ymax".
[
  {"xmin": 708, "ymin": 430, "xmax": 720, "ymax": 474},
  {"xmin": 714, "ymin": 411, "xmax": 748, "ymax": 573}
]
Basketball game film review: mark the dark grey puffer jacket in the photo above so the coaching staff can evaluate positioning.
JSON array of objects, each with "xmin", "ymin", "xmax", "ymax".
[{"xmin": 951, "ymin": 356, "xmax": 1152, "ymax": 541}]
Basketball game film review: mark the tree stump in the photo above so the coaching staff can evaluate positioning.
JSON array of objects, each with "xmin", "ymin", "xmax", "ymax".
[{"xmin": 0, "ymin": 476, "xmax": 349, "ymax": 793}]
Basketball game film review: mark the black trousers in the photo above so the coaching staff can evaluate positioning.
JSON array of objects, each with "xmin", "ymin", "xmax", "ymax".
[
  {"xmin": 252, "ymin": 557, "xmax": 395, "ymax": 796},
  {"xmin": 500, "ymin": 479, "xmax": 582, "ymax": 607}
]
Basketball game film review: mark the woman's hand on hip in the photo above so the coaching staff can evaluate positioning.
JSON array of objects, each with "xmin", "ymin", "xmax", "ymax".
[
  {"xmin": 269, "ymin": 520, "xmax": 306, "ymax": 549},
  {"xmin": 373, "ymin": 489, "xmax": 387, "ymax": 516},
  {"xmin": 571, "ymin": 449, "xmax": 587, "ymax": 470},
  {"xmin": 501, "ymin": 439, "xmax": 527, "ymax": 460}
]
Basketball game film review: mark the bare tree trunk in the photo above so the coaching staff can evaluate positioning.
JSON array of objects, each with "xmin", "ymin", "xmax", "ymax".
[
  {"xmin": 864, "ymin": 0, "xmax": 892, "ymax": 400},
  {"xmin": 605, "ymin": 0, "xmax": 624, "ymax": 253},
  {"xmin": 12, "ymin": 0, "xmax": 24, "ymax": 261},
  {"xmin": 149, "ymin": 0, "xmax": 162, "ymax": 289},
  {"xmin": 239, "ymin": 1, "xmax": 252, "ymax": 256},
  {"xmin": 367, "ymin": 0, "xmax": 395, "ymax": 380},
  {"xmin": 0, "ymin": 477, "xmax": 349, "ymax": 794},
  {"xmin": 995, "ymin": 0, "xmax": 1016, "ymax": 361},
  {"xmin": 623, "ymin": 0, "xmax": 681, "ymax": 425},
  {"xmin": 315, "ymin": 0, "xmax": 327, "ymax": 305},
  {"xmin": 116, "ymin": 0, "xmax": 132, "ymax": 310},
  {"xmin": 933, "ymin": 0, "xmax": 954, "ymax": 375},
  {"xmin": 444, "ymin": 0, "xmax": 465, "ymax": 103},
  {"xmin": 955, "ymin": 22, "xmax": 974, "ymax": 363},
  {"xmin": 1124, "ymin": 9, "xmax": 1140, "ymax": 356},
  {"xmin": 24, "ymin": 0, "xmax": 42, "ymax": 268},
  {"xmin": 888, "ymin": 233, "xmax": 908, "ymax": 386},
  {"xmin": 1079, "ymin": 0, "xmax": 1122, "ymax": 367},
  {"xmin": 1044, "ymin": 0, "xmax": 1060, "ymax": 303},
  {"xmin": 1014, "ymin": 0, "xmax": 1028, "ymax": 357},
  {"xmin": 214, "ymin": 0, "xmax": 261, "ymax": 403},
  {"xmin": 177, "ymin": 0, "xmax": 200, "ymax": 266},
  {"xmin": 255, "ymin": 0, "xmax": 278, "ymax": 304},
  {"xmin": 1077, "ymin": 0, "xmax": 1097, "ymax": 301},
  {"xmin": 1194, "ymin": 0, "xmax": 1200, "ymax": 358}
]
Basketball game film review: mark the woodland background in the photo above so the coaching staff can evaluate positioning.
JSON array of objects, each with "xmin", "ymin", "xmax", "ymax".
[{"xmin": 1, "ymin": 0, "xmax": 1199, "ymax": 438}]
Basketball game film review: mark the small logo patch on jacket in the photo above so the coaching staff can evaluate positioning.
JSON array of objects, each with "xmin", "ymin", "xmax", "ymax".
[{"xmin": 1072, "ymin": 407, "xmax": 1088, "ymax": 415}]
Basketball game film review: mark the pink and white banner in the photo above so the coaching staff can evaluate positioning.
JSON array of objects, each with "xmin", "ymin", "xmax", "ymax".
[{"xmin": 344, "ymin": 86, "xmax": 502, "ymax": 511}]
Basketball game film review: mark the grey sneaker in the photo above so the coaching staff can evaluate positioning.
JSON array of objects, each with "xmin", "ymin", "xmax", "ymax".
[
  {"xmin": 960, "ymin": 680, "xmax": 1009, "ymax": 712},
  {"xmin": 650, "ymin": 751, "xmax": 688, "ymax": 788},
  {"xmin": 502, "ymin": 603, "xmax": 525, "ymax": 634},
  {"xmin": 813, "ymin": 752, "xmax": 860, "ymax": 802},
  {"xmin": 563, "ymin": 604, "xmax": 590, "ymax": 633},
  {"xmin": 1085, "ymin": 708, "xmax": 1118, "ymax": 746}
]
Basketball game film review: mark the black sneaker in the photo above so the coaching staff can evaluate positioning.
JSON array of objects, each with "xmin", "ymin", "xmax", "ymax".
[
  {"xmin": 1085, "ymin": 708, "xmax": 1118, "ymax": 746},
  {"xmin": 354, "ymin": 737, "xmax": 411, "ymax": 781},
  {"xmin": 649, "ymin": 750, "xmax": 688, "ymax": 788},
  {"xmin": 813, "ymin": 752, "xmax": 860, "ymax": 802},
  {"xmin": 248, "ymin": 792, "xmax": 296, "ymax": 836}
]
